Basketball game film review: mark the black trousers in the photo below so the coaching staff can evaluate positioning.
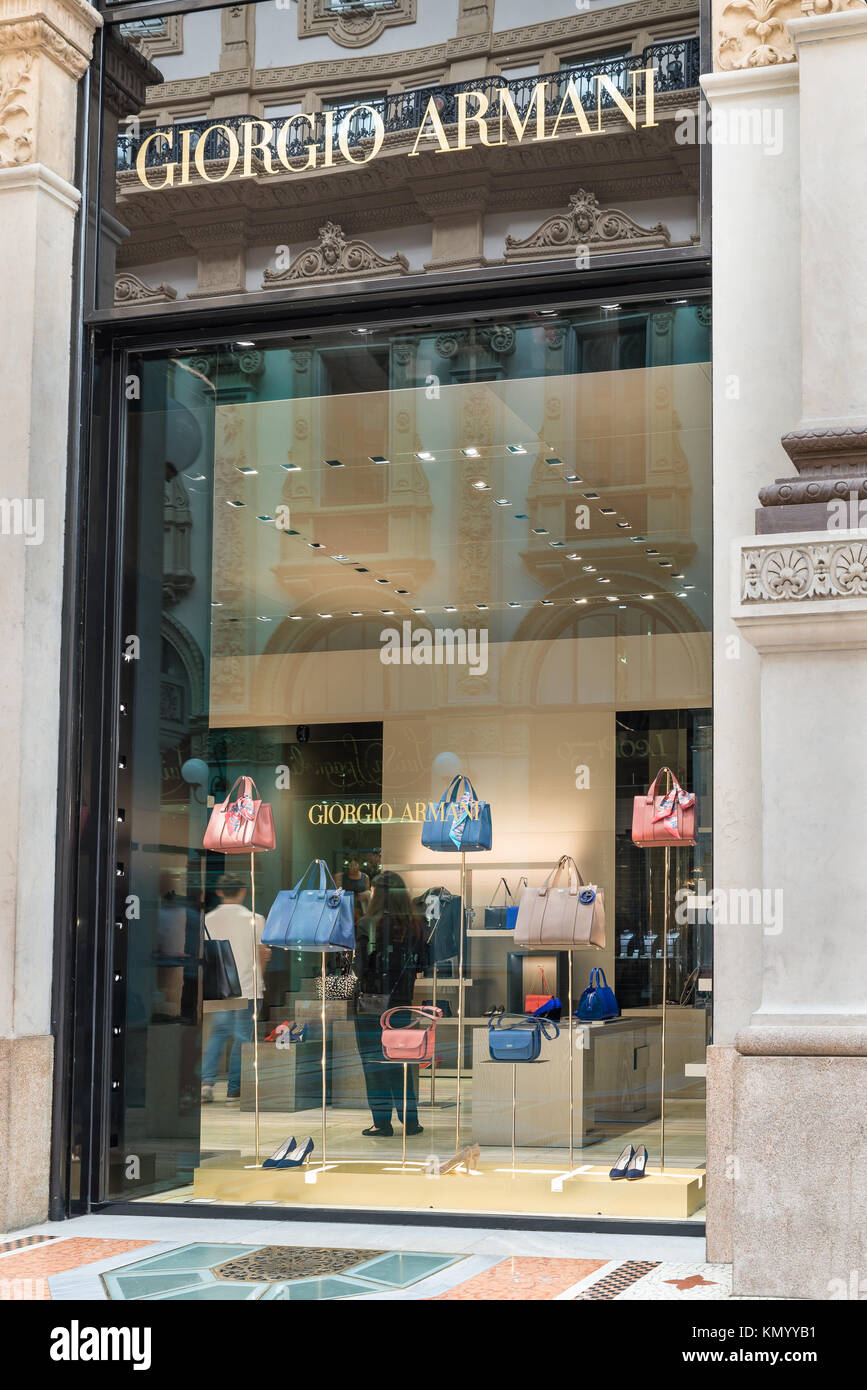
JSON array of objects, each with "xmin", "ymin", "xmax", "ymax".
[{"xmin": 353, "ymin": 1014, "xmax": 419, "ymax": 1128}]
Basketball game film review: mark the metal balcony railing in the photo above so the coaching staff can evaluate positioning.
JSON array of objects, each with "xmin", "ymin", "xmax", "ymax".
[{"xmin": 117, "ymin": 37, "xmax": 699, "ymax": 173}]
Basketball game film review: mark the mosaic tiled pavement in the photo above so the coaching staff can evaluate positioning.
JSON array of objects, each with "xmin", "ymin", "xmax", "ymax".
[{"xmin": 0, "ymin": 1236, "xmax": 733, "ymax": 1301}]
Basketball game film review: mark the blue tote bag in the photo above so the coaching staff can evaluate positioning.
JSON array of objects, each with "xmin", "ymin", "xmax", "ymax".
[
  {"xmin": 421, "ymin": 774, "xmax": 492, "ymax": 852},
  {"xmin": 263, "ymin": 859, "xmax": 355, "ymax": 953}
]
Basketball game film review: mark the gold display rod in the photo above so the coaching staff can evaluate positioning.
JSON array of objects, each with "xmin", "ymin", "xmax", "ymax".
[
  {"xmin": 455, "ymin": 850, "xmax": 467, "ymax": 1149},
  {"xmin": 568, "ymin": 949, "xmax": 574, "ymax": 1171},
  {"xmin": 660, "ymin": 842, "xmax": 671, "ymax": 1174},
  {"xmin": 429, "ymin": 961, "xmax": 438, "ymax": 1108},
  {"xmin": 250, "ymin": 850, "xmax": 260, "ymax": 1166},
  {"xmin": 320, "ymin": 953, "xmax": 327, "ymax": 1169}
]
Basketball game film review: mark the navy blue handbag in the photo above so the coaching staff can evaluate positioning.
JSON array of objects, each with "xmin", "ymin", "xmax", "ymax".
[
  {"xmin": 421, "ymin": 775, "xmax": 492, "ymax": 852},
  {"xmin": 487, "ymin": 1009, "xmax": 559, "ymax": 1062},
  {"xmin": 263, "ymin": 859, "xmax": 355, "ymax": 953},
  {"xmin": 576, "ymin": 967, "xmax": 620, "ymax": 1022}
]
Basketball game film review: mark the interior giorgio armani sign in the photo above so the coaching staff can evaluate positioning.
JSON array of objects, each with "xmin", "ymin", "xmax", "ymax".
[{"xmin": 134, "ymin": 72, "xmax": 660, "ymax": 189}]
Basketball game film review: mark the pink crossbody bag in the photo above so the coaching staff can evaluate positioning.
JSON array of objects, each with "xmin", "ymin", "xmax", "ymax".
[{"xmin": 380, "ymin": 1005, "xmax": 442, "ymax": 1063}]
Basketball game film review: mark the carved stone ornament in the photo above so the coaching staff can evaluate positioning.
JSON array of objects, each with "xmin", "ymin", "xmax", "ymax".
[
  {"xmin": 714, "ymin": 0, "xmax": 866, "ymax": 72},
  {"xmin": 262, "ymin": 222, "xmax": 409, "ymax": 288},
  {"xmin": 757, "ymin": 420, "xmax": 867, "ymax": 531},
  {"xmin": 504, "ymin": 189, "xmax": 670, "ymax": 263},
  {"xmin": 298, "ymin": 0, "xmax": 416, "ymax": 50},
  {"xmin": 114, "ymin": 272, "xmax": 178, "ymax": 306},
  {"xmin": 0, "ymin": 50, "xmax": 33, "ymax": 168},
  {"xmin": 742, "ymin": 539, "xmax": 867, "ymax": 602}
]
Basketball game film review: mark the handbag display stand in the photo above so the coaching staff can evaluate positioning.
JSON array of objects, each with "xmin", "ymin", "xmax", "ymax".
[
  {"xmin": 376, "ymin": 1060, "xmax": 411, "ymax": 1169},
  {"xmin": 482, "ymin": 1060, "xmax": 548, "ymax": 1173}
]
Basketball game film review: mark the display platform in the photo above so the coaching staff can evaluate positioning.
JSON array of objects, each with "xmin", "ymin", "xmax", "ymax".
[{"xmin": 192, "ymin": 1154, "xmax": 705, "ymax": 1218}]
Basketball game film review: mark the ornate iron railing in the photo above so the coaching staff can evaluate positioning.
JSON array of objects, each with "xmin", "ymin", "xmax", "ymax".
[{"xmin": 117, "ymin": 37, "xmax": 699, "ymax": 172}]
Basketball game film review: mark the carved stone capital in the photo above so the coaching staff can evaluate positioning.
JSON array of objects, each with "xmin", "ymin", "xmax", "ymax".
[
  {"xmin": 757, "ymin": 420, "xmax": 867, "ymax": 531},
  {"xmin": 734, "ymin": 531, "xmax": 867, "ymax": 650},
  {"xmin": 714, "ymin": 0, "xmax": 866, "ymax": 73},
  {"xmin": 504, "ymin": 187, "xmax": 670, "ymax": 262},
  {"xmin": 263, "ymin": 221, "xmax": 409, "ymax": 288},
  {"xmin": 0, "ymin": 0, "xmax": 102, "ymax": 80}
]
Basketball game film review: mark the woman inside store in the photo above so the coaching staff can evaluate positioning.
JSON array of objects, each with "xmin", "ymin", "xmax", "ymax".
[
  {"xmin": 353, "ymin": 870, "xmax": 426, "ymax": 1137},
  {"xmin": 337, "ymin": 856, "xmax": 372, "ymax": 923}
]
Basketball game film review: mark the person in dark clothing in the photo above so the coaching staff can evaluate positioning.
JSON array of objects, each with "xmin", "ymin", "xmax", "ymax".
[{"xmin": 353, "ymin": 870, "xmax": 426, "ymax": 1138}]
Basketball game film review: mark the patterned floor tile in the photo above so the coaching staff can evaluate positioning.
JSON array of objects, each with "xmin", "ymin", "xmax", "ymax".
[
  {"xmin": 214, "ymin": 1246, "xmax": 382, "ymax": 1282},
  {"xmin": 614, "ymin": 1262, "xmax": 732, "ymax": 1300},
  {"xmin": 0, "ymin": 1235, "xmax": 57, "ymax": 1256},
  {"xmin": 0, "ymin": 1239, "xmax": 155, "ymax": 1282},
  {"xmin": 573, "ymin": 1260, "xmax": 660, "ymax": 1299},
  {"xmin": 432, "ymin": 1257, "xmax": 607, "ymax": 1300}
]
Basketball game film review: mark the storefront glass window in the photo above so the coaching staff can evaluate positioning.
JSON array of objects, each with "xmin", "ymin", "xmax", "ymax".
[{"xmin": 110, "ymin": 299, "xmax": 713, "ymax": 1220}]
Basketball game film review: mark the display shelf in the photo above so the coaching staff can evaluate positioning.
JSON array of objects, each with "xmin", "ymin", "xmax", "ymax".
[
  {"xmin": 467, "ymin": 929, "xmax": 515, "ymax": 938},
  {"xmin": 417, "ymin": 978, "xmax": 473, "ymax": 987}
]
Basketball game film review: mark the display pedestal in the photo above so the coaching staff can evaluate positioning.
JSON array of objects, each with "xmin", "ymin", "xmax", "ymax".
[
  {"xmin": 192, "ymin": 1154, "xmax": 705, "ymax": 1218},
  {"xmin": 483, "ymin": 1061, "xmax": 548, "ymax": 1172},
  {"xmin": 376, "ymin": 1060, "xmax": 410, "ymax": 1168}
]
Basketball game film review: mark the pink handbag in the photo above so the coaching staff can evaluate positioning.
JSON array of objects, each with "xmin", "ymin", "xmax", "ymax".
[
  {"xmin": 632, "ymin": 767, "xmax": 696, "ymax": 847},
  {"xmin": 203, "ymin": 776, "xmax": 276, "ymax": 854},
  {"xmin": 380, "ymin": 1005, "xmax": 442, "ymax": 1063}
]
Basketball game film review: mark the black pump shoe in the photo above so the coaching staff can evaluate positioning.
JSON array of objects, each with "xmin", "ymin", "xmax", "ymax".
[
  {"xmin": 626, "ymin": 1145, "xmax": 649, "ymax": 1180},
  {"xmin": 609, "ymin": 1144, "xmax": 634, "ymax": 1180}
]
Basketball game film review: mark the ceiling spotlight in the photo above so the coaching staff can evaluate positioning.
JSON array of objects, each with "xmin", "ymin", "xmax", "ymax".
[
  {"xmin": 677, "ymin": 591, "xmax": 688, "ymax": 598},
  {"xmin": 672, "ymin": 573, "xmax": 685, "ymax": 580},
  {"xmin": 282, "ymin": 461, "xmax": 301, "ymax": 472},
  {"xmin": 475, "ymin": 604, "xmax": 488, "ymax": 611},
  {"xmin": 375, "ymin": 578, "xmax": 389, "ymax": 585},
  {"xmin": 631, "ymin": 535, "xmax": 646, "ymax": 543},
  {"xmin": 461, "ymin": 447, "xmax": 480, "ymax": 458},
  {"xmin": 563, "ymin": 474, "xmax": 582, "ymax": 483},
  {"xmin": 645, "ymin": 548, "xmax": 660, "ymax": 556},
  {"xmin": 545, "ymin": 457, "xmax": 562, "ymax": 467},
  {"xmin": 549, "ymin": 541, "xmax": 565, "ymax": 549},
  {"xmin": 226, "ymin": 499, "xmax": 245, "ymax": 508},
  {"xmin": 532, "ymin": 527, "xmax": 549, "ymax": 536},
  {"xmin": 583, "ymin": 492, "xmax": 600, "ymax": 500},
  {"xmin": 541, "ymin": 599, "xmax": 554, "ymax": 606},
  {"xmin": 601, "ymin": 303, "xmax": 621, "ymax": 312},
  {"xmin": 507, "ymin": 444, "xmax": 528, "ymax": 455},
  {"xmin": 355, "ymin": 566, "xmax": 369, "ymax": 573},
  {"xmin": 235, "ymin": 465, "xmax": 258, "ymax": 475},
  {"xmin": 583, "ymin": 565, "xmax": 596, "ymax": 573},
  {"xmin": 684, "ymin": 583, "xmax": 696, "ymax": 590},
  {"xmin": 324, "ymin": 458, "xmax": 344, "ymax": 468},
  {"xmin": 494, "ymin": 498, "xmax": 511, "ymax": 506},
  {"xmin": 599, "ymin": 508, "xmax": 616, "ymax": 516},
  {"xmin": 616, "ymin": 521, "xmax": 631, "ymax": 529},
  {"xmin": 331, "ymin": 554, "xmax": 349, "ymax": 561},
  {"xmin": 352, "ymin": 327, "xmax": 369, "ymax": 335},
  {"xmin": 642, "ymin": 593, "xmax": 655, "ymax": 600},
  {"xmin": 444, "ymin": 605, "xmax": 457, "ymax": 612},
  {"xmin": 618, "ymin": 604, "xmax": 626, "ymax": 610},
  {"xmin": 658, "ymin": 561, "xmax": 673, "ymax": 568},
  {"xmin": 606, "ymin": 596, "xmax": 619, "ymax": 602},
  {"xmin": 380, "ymin": 609, "xmax": 394, "ymax": 615},
  {"xmin": 211, "ymin": 601, "xmax": 222, "ymax": 608},
  {"xmin": 369, "ymin": 455, "xmax": 389, "ymax": 464},
  {"xmin": 412, "ymin": 607, "xmax": 426, "ymax": 614},
  {"xmin": 235, "ymin": 339, "xmax": 255, "ymax": 348},
  {"xmin": 317, "ymin": 612, "xmax": 332, "ymax": 618},
  {"xmin": 256, "ymin": 615, "xmax": 271, "ymax": 622},
  {"xmin": 308, "ymin": 541, "xmax": 325, "ymax": 549},
  {"xmin": 416, "ymin": 450, "xmax": 435, "ymax": 462},
  {"xmin": 256, "ymin": 514, "xmax": 273, "ymax": 522},
  {"xmin": 572, "ymin": 598, "xmax": 588, "ymax": 605},
  {"xmin": 597, "ymin": 577, "xmax": 611, "ymax": 583},
  {"xmin": 567, "ymin": 553, "xmax": 581, "ymax": 561},
  {"xmin": 289, "ymin": 614, "xmax": 302, "ymax": 621},
  {"xmin": 507, "ymin": 601, "xmax": 522, "ymax": 608},
  {"xmin": 473, "ymin": 481, "xmax": 491, "ymax": 491},
  {"xmin": 350, "ymin": 611, "xmax": 363, "ymax": 617},
  {"xmin": 394, "ymin": 589, "xmax": 410, "ymax": 595}
]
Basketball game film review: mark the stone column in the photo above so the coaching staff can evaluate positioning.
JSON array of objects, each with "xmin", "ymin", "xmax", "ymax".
[
  {"xmin": 721, "ymin": 9, "xmax": 867, "ymax": 1299},
  {"xmin": 0, "ymin": 0, "xmax": 101, "ymax": 1229}
]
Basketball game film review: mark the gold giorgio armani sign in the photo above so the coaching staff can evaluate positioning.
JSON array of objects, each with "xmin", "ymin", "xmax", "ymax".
[
  {"xmin": 308, "ymin": 800, "xmax": 481, "ymax": 826},
  {"xmin": 134, "ymin": 72, "xmax": 659, "ymax": 190}
]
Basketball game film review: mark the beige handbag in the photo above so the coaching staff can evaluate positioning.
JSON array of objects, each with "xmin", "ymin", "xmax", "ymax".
[{"xmin": 514, "ymin": 856, "xmax": 605, "ymax": 950}]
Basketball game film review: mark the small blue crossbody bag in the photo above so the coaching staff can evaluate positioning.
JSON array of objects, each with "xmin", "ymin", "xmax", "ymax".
[{"xmin": 487, "ymin": 1008, "xmax": 559, "ymax": 1062}]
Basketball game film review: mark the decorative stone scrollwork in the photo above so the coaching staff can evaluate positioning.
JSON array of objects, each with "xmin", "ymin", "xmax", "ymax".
[
  {"xmin": 504, "ymin": 189, "xmax": 670, "ymax": 263},
  {"xmin": 742, "ymin": 539, "xmax": 867, "ymax": 602},
  {"xmin": 114, "ymin": 272, "xmax": 178, "ymax": 305},
  {"xmin": 0, "ymin": 51, "xmax": 33, "ymax": 167},
  {"xmin": 715, "ymin": 0, "xmax": 865, "ymax": 73},
  {"xmin": 263, "ymin": 222, "xmax": 409, "ymax": 288},
  {"xmin": 298, "ymin": 0, "xmax": 417, "ymax": 50}
]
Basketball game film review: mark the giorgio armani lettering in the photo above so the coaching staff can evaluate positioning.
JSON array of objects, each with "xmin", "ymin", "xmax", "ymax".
[{"xmin": 134, "ymin": 74, "xmax": 657, "ymax": 190}]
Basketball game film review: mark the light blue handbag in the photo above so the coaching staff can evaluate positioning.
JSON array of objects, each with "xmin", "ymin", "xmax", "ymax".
[
  {"xmin": 421, "ymin": 775, "xmax": 492, "ymax": 852},
  {"xmin": 487, "ymin": 1008, "xmax": 559, "ymax": 1062},
  {"xmin": 263, "ymin": 859, "xmax": 355, "ymax": 953}
]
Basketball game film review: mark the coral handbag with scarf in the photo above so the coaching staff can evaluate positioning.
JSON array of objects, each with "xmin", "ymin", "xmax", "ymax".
[
  {"xmin": 380, "ymin": 1005, "xmax": 442, "ymax": 1063},
  {"xmin": 203, "ymin": 776, "xmax": 276, "ymax": 853},
  {"xmin": 632, "ymin": 767, "xmax": 696, "ymax": 847}
]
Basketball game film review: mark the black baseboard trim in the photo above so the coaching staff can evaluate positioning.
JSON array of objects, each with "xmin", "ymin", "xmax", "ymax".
[{"xmin": 90, "ymin": 1201, "xmax": 705, "ymax": 1239}]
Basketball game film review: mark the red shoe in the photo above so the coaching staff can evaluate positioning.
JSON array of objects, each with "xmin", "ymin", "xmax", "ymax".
[{"xmin": 264, "ymin": 1020, "xmax": 292, "ymax": 1043}]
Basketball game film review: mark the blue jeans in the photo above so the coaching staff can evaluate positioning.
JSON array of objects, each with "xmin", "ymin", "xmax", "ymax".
[{"xmin": 202, "ymin": 1002, "xmax": 255, "ymax": 1094}]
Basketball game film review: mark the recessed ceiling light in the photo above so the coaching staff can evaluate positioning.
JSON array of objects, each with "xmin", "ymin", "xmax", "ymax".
[
  {"xmin": 226, "ymin": 499, "xmax": 245, "ymax": 508},
  {"xmin": 444, "ymin": 605, "xmax": 457, "ymax": 612},
  {"xmin": 618, "ymin": 604, "xmax": 626, "ymax": 609},
  {"xmin": 394, "ymin": 589, "xmax": 409, "ymax": 595},
  {"xmin": 601, "ymin": 303, "xmax": 621, "ymax": 311},
  {"xmin": 532, "ymin": 527, "xmax": 549, "ymax": 535},
  {"xmin": 606, "ymin": 596, "xmax": 619, "ymax": 602},
  {"xmin": 494, "ymin": 498, "xmax": 511, "ymax": 506},
  {"xmin": 507, "ymin": 445, "xmax": 527, "ymax": 455},
  {"xmin": 597, "ymin": 577, "xmax": 611, "ymax": 583},
  {"xmin": 416, "ymin": 451, "xmax": 435, "ymax": 461},
  {"xmin": 583, "ymin": 565, "xmax": 596, "ymax": 573},
  {"xmin": 645, "ymin": 548, "xmax": 659, "ymax": 556},
  {"xmin": 352, "ymin": 328, "xmax": 369, "ymax": 335},
  {"xmin": 256, "ymin": 514, "xmax": 273, "ymax": 522},
  {"xmin": 289, "ymin": 615, "xmax": 302, "ymax": 621},
  {"xmin": 672, "ymin": 573, "xmax": 685, "ymax": 580},
  {"xmin": 369, "ymin": 455, "xmax": 388, "ymax": 464},
  {"xmin": 235, "ymin": 465, "xmax": 258, "ymax": 475},
  {"xmin": 572, "ymin": 597, "xmax": 588, "ymax": 605},
  {"xmin": 186, "ymin": 473, "xmax": 207, "ymax": 481},
  {"xmin": 676, "ymin": 591, "xmax": 688, "ymax": 598},
  {"xmin": 642, "ymin": 593, "xmax": 655, "ymax": 600},
  {"xmin": 545, "ymin": 457, "xmax": 562, "ymax": 467},
  {"xmin": 616, "ymin": 521, "xmax": 631, "ymax": 528},
  {"xmin": 583, "ymin": 492, "xmax": 599, "ymax": 500},
  {"xmin": 567, "ymin": 553, "xmax": 581, "ymax": 560},
  {"xmin": 282, "ymin": 462, "xmax": 301, "ymax": 472},
  {"xmin": 540, "ymin": 599, "xmax": 554, "ymax": 606},
  {"xmin": 375, "ymin": 578, "xmax": 389, "ymax": 585},
  {"xmin": 473, "ymin": 481, "xmax": 491, "ymax": 491},
  {"xmin": 355, "ymin": 567, "xmax": 369, "ymax": 573},
  {"xmin": 514, "ymin": 513, "xmax": 529, "ymax": 519},
  {"xmin": 412, "ymin": 607, "xmax": 426, "ymax": 614},
  {"xmin": 350, "ymin": 611, "xmax": 363, "ymax": 616},
  {"xmin": 211, "ymin": 601, "xmax": 222, "ymax": 607},
  {"xmin": 324, "ymin": 459, "xmax": 344, "ymax": 468},
  {"xmin": 599, "ymin": 508, "xmax": 616, "ymax": 516},
  {"xmin": 631, "ymin": 535, "xmax": 646, "ymax": 542},
  {"xmin": 684, "ymin": 583, "xmax": 695, "ymax": 590},
  {"xmin": 475, "ymin": 604, "xmax": 488, "ymax": 610},
  {"xmin": 461, "ymin": 447, "xmax": 480, "ymax": 457},
  {"xmin": 308, "ymin": 541, "xmax": 325, "ymax": 549},
  {"xmin": 256, "ymin": 615, "xmax": 271, "ymax": 622},
  {"xmin": 658, "ymin": 561, "xmax": 673, "ymax": 568},
  {"xmin": 380, "ymin": 609, "xmax": 394, "ymax": 615},
  {"xmin": 564, "ymin": 474, "xmax": 582, "ymax": 483},
  {"xmin": 507, "ymin": 601, "xmax": 522, "ymax": 608},
  {"xmin": 317, "ymin": 612, "xmax": 332, "ymax": 618},
  {"xmin": 235, "ymin": 339, "xmax": 255, "ymax": 348},
  {"xmin": 549, "ymin": 541, "xmax": 565, "ymax": 548},
  {"xmin": 667, "ymin": 298, "xmax": 688, "ymax": 306},
  {"xmin": 331, "ymin": 554, "xmax": 349, "ymax": 561}
]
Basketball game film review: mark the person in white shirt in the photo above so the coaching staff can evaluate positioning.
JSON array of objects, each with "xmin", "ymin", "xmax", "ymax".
[{"xmin": 201, "ymin": 872, "xmax": 269, "ymax": 1102}]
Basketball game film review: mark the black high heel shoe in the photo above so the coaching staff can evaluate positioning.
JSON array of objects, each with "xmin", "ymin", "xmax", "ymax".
[
  {"xmin": 264, "ymin": 1136, "xmax": 313, "ymax": 1169},
  {"xmin": 609, "ymin": 1144, "xmax": 634, "ymax": 1180},
  {"xmin": 262, "ymin": 1135, "xmax": 296, "ymax": 1168},
  {"xmin": 626, "ymin": 1145, "xmax": 649, "ymax": 1180}
]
